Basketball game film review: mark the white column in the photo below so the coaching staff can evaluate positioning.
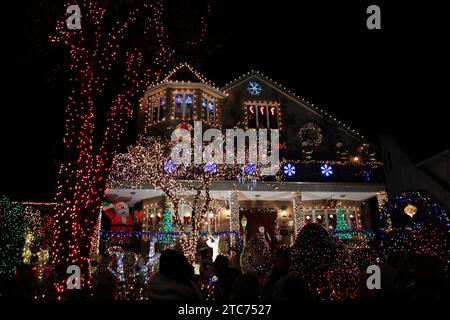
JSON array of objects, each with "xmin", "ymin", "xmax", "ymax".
[
  {"xmin": 292, "ymin": 191, "xmax": 304, "ymax": 237},
  {"xmin": 376, "ymin": 191, "xmax": 390, "ymax": 231},
  {"xmin": 230, "ymin": 191, "xmax": 240, "ymax": 246},
  {"xmin": 354, "ymin": 208, "xmax": 360, "ymax": 229},
  {"xmin": 145, "ymin": 208, "xmax": 149, "ymax": 233}
]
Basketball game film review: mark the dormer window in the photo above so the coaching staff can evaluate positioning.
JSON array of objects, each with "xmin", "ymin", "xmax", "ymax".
[
  {"xmin": 245, "ymin": 101, "xmax": 280, "ymax": 129},
  {"xmin": 174, "ymin": 93, "xmax": 194, "ymax": 120},
  {"xmin": 202, "ymin": 95, "xmax": 216, "ymax": 124}
]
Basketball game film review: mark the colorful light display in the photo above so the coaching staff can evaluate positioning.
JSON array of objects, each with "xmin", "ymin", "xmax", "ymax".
[
  {"xmin": 159, "ymin": 206, "xmax": 174, "ymax": 244},
  {"xmin": 0, "ymin": 195, "xmax": 25, "ymax": 277},
  {"xmin": 335, "ymin": 208, "xmax": 352, "ymax": 240}
]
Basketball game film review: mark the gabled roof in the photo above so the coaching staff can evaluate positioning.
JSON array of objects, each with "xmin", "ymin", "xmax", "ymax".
[
  {"xmin": 163, "ymin": 63, "xmax": 212, "ymax": 84},
  {"xmin": 145, "ymin": 63, "xmax": 228, "ymax": 98},
  {"xmin": 222, "ymin": 71, "xmax": 365, "ymax": 141}
]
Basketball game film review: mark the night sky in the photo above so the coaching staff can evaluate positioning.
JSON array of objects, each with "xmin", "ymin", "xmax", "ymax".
[{"xmin": 1, "ymin": 1, "xmax": 448, "ymax": 201}]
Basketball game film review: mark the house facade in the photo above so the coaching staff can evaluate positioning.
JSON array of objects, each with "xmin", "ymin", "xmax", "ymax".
[{"xmin": 105, "ymin": 64, "xmax": 385, "ymax": 245}]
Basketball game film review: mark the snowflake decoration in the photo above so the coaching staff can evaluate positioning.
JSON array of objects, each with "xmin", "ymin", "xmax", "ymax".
[
  {"xmin": 204, "ymin": 163, "xmax": 218, "ymax": 174},
  {"xmin": 247, "ymin": 81, "xmax": 263, "ymax": 95},
  {"xmin": 244, "ymin": 163, "xmax": 257, "ymax": 175},
  {"xmin": 164, "ymin": 160, "xmax": 176, "ymax": 173},
  {"xmin": 321, "ymin": 164, "xmax": 333, "ymax": 177},
  {"xmin": 283, "ymin": 163, "xmax": 296, "ymax": 177}
]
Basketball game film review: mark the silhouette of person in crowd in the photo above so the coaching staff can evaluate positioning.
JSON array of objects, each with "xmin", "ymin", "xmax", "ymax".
[{"xmin": 148, "ymin": 249, "xmax": 203, "ymax": 300}]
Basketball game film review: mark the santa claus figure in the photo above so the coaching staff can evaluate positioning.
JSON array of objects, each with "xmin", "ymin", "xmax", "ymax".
[{"xmin": 102, "ymin": 201, "xmax": 143, "ymax": 233}]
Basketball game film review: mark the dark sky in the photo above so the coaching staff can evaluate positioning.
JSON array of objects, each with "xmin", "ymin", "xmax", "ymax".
[{"xmin": 1, "ymin": 1, "xmax": 449, "ymax": 201}]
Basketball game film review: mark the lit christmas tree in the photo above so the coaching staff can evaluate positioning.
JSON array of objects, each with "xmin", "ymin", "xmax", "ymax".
[
  {"xmin": 0, "ymin": 196, "xmax": 25, "ymax": 277},
  {"xmin": 336, "ymin": 208, "xmax": 352, "ymax": 239},
  {"xmin": 159, "ymin": 205, "xmax": 174, "ymax": 244}
]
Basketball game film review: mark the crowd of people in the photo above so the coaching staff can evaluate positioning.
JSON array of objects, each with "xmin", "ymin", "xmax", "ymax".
[
  {"xmin": 1, "ymin": 223, "xmax": 448, "ymax": 301},
  {"xmin": 98, "ymin": 223, "xmax": 450, "ymax": 301}
]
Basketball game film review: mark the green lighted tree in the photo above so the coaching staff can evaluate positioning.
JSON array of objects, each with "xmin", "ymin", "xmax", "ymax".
[
  {"xmin": 336, "ymin": 208, "xmax": 351, "ymax": 239},
  {"xmin": 159, "ymin": 205, "xmax": 174, "ymax": 244},
  {"xmin": 0, "ymin": 195, "xmax": 25, "ymax": 277}
]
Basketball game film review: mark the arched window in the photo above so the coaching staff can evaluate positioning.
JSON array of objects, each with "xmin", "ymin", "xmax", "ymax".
[{"xmin": 174, "ymin": 93, "xmax": 194, "ymax": 120}]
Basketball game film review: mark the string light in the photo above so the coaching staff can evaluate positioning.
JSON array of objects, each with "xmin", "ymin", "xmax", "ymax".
[
  {"xmin": 376, "ymin": 191, "xmax": 390, "ymax": 232},
  {"xmin": 112, "ymin": 136, "xmax": 275, "ymax": 262},
  {"xmin": 240, "ymin": 239, "xmax": 271, "ymax": 280},
  {"xmin": 22, "ymin": 206, "xmax": 43, "ymax": 264},
  {"xmin": 223, "ymin": 70, "xmax": 365, "ymax": 140},
  {"xmin": 292, "ymin": 191, "xmax": 304, "ymax": 236},
  {"xmin": 335, "ymin": 208, "xmax": 351, "ymax": 240},
  {"xmin": 0, "ymin": 195, "xmax": 25, "ymax": 277},
  {"xmin": 379, "ymin": 191, "xmax": 449, "ymax": 264},
  {"xmin": 159, "ymin": 204, "xmax": 174, "ymax": 244},
  {"xmin": 48, "ymin": 0, "xmax": 213, "ymax": 297},
  {"xmin": 229, "ymin": 191, "xmax": 240, "ymax": 247},
  {"xmin": 291, "ymin": 223, "xmax": 361, "ymax": 300}
]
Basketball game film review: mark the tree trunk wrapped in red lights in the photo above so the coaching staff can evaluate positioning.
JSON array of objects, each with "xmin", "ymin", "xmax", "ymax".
[{"xmin": 49, "ymin": 1, "xmax": 212, "ymax": 298}]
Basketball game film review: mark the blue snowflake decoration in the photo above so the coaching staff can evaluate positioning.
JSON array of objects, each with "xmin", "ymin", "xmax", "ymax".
[
  {"xmin": 283, "ymin": 163, "xmax": 296, "ymax": 177},
  {"xmin": 321, "ymin": 164, "xmax": 333, "ymax": 177},
  {"xmin": 164, "ymin": 160, "xmax": 176, "ymax": 173},
  {"xmin": 204, "ymin": 163, "xmax": 218, "ymax": 174},
  {"xmin": 247, "ymin": 81, "xmax": 263, "ymax": 95},
  {"xmin": 244, "ymin": 163, "xmax": 257, "ymax": 175}
]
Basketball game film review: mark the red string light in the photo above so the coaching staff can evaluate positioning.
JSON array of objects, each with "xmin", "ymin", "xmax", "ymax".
[{"xmin": 48, "ymin": 1, "xmax": 211, "ymax": 298}]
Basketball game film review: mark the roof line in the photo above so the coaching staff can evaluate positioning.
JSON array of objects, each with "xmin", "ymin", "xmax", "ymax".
[
  {"xmin": 222, "ymin": 70, "xmax": 365, "ymax": 141},
  {"xmin": 145, "ymin": 81, "xmax": 228, "ymax": 98},
  {"xmin": 145, "ymin": 62, "xmax": 227, "ymax": 95}
]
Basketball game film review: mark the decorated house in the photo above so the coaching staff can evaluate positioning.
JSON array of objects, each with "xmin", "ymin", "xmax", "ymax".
[{"xmin": 104, "ymin": 64, "xmax": 385, "ymax": 249}]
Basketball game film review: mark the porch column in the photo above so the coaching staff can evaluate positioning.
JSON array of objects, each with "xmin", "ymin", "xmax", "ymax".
[
  {"xmin": 229, "ymin": 190, "xmax": 240, "ymax": 246},
  {"xmin": 292, "ymin": 191, "xmax": 304, "ymax": 237},
  {"xmin": 376, "ymin": 191, "xmax": 390, "ymax": 231}
]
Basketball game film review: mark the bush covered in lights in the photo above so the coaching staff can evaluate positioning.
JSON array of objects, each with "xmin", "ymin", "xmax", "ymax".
[{"xmin": 290, "ymin": 223, "xmax": 360, "ymax": 300}]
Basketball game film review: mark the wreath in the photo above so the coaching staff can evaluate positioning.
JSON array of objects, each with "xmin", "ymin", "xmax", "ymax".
[{"xmin": 299, "ymin": 122, "xmax": 323, "ymax": 148}]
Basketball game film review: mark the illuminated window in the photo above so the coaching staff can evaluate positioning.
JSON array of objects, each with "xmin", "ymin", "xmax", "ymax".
[
  {"xmin": 159, "ymin": 97, "xmax": 166, "ymax": 120},
  {"xmin": 202, "ymin": 95, "xmax": 216, "ymax": 123},
  {"xmin": 149, "ymin": 93, "xmax": 166, "ymax": 123},
  {"xmin": 245, "ymin": 102, "xmax": 279, "ymax": 129},
  {"xmin": 174, "ymin": 93, "xmax": 194, "ymax": 120},
  {"xmin": 185, "ymin": 95, "xmax": 193, "ymax": 119},
  {"xmin": 175, "ymin": 94, "xmax": 183, "ymax": 119}
]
